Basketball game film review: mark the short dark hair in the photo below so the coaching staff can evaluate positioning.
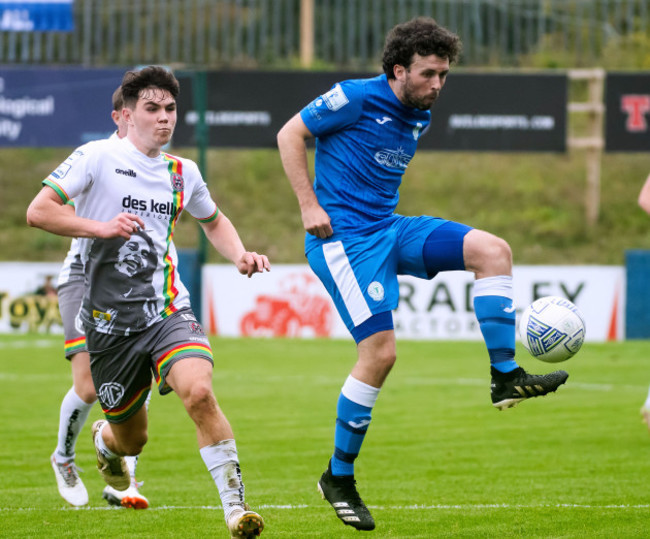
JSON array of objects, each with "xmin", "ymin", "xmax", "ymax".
[
  {"xmin": 111, "ymin": 86, "xmax": 123, "ymax": 111},
  {"xmin": 382, "ymin": 17, "xmax": 462, "ymax": 79},
  {"xmin": 121, "ymin": 66, "xmax": 180, "ymax": 108}
]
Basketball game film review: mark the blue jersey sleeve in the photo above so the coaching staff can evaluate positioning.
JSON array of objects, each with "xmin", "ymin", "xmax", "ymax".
[{"xmin": 300, "ymin": 80, "xmax": 364, "ymax": 137}]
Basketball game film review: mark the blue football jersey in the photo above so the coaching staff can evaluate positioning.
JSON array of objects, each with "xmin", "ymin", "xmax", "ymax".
[{"xmin": 300, "ymin": 74, "xmax": 430, "ymax": 248}]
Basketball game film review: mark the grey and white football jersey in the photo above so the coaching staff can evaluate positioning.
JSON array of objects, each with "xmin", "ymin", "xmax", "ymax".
[{"xmin": 44, "ymin": 136, "xmax": 218, "ymax": 336}]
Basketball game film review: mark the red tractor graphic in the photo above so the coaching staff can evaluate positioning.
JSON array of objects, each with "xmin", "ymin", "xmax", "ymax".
[{"xmin": 240, "ymin": 273, "xmax": 333, "ymax": 337}]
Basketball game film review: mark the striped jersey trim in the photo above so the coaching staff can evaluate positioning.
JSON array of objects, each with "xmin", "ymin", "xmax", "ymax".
[
  {"xmin": 102, "ymin": 384, "xmax": 150, "ymax": 422},
  {"xmin": 43, "ymin": 178, "xmax": 70, "ymax": 203},
  {"xmin": 198, "ymin": 206, "xmax": 219, "ymax": 223},
  {"xmin": 64, "ymin": 336, "xmax": 86, "ymax": 355},
  {"xmin": 154, "ymin": 343, "xmax": 213, "ymax": 391},
  {"xmin": 161, "ymin": 153, "xmax": 185, "ymax": 318}
]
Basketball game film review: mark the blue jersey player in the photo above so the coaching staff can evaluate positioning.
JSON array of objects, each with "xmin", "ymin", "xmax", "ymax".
[{"xmin": 277, "ymin": 17, "xmax": 569, "ymax": 531}]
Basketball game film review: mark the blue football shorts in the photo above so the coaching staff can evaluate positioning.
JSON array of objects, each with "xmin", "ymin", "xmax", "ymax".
[{"xmin": 306, "ymin": 215, "xmax": 472, "ymax": 343}]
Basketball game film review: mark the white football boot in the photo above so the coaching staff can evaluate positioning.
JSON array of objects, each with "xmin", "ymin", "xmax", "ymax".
[
  {"xmin": 227, "ymin": 504, "xmax": 264, "ymax": 538},
  {"xmin": 102, "ymin": 478, "xmax": 149, "ymax": 509},
  {"xmin": 50, "ymin": 453, "xmax": 89, "ymax": 506}
]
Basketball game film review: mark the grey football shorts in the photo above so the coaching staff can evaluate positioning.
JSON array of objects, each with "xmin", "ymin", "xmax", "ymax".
[
  {"xmin": 57, "ymin": 280, "xmax": 87, "ymax": 359},
  {"xmin": 86, "ymin": 308, "xmax": 213, "ymax": 423}
]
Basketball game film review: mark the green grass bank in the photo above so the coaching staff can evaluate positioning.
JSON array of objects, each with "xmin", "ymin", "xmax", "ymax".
[{"xmin": 3, "ymin": 147, "xmax": 650, "ymax": 265}]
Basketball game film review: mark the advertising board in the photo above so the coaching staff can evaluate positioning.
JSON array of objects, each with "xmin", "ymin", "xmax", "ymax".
[
  {"xmin": 175, "ymin": 71, "xmax": 567, "ymax": 152},
  {"xmin": 0, "ymin": 262, "xmax": 622, "ymax": 342},
  {"xmin": 202, "ymin": 264, "xmax": 623, "ymax": 342},
  {"xmin": 605, "ymin": 73, "xmax": 650, "ymax": 152},
  {"xmin": 0, "ymin": 68, "xmax": 123, "ymax": 147}
]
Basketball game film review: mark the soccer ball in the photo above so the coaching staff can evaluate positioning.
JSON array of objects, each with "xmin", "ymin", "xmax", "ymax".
[{"xmin": 519, "ymin": 296, "xmax": 586, "ymax": 363}]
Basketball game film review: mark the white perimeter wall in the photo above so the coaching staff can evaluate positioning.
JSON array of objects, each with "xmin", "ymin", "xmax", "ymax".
[
  {"xmin": 0, "ymin": 262, "xmax": 624, "ymax": 342},
  {"xmin": 202, "ymin": 264, "xmax": 624, "ymax": 342}
]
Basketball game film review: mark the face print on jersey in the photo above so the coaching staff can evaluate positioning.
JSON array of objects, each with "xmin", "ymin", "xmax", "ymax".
[
  {"xmin": 115, "ymin": 233, "xmax": 154, "ymax": 278},
  {"xmin": 83, "ymin": 229, "xmax": 158, "ymax": 335}
]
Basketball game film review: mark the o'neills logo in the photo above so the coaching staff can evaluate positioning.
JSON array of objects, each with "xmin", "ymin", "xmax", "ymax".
[
  {"xmin": 116, "ymin": 168, "xmax": 137, "ymax": 177},
  {"xmin": 171, "ymin": 173, "xmax": 184, "ymax": 192}
]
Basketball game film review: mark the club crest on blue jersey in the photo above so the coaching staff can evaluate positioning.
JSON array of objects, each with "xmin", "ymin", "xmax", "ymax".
[
  {"xmin": 170, "ymin": 173, "xmax": 184, "ymax": 192},
  {"xmin": 322, "ymin": 83, "xmax": 349, "ymax": 112},
  {"xmin": 367, "ymin": 281, "xmax": 385, "ymax": 301}
]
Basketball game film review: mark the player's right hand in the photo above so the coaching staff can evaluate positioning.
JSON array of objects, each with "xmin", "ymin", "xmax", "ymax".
[
  {"xmin": 302, "ymin": 205, "xmax": 333, "ymax": 239},
  {"xmin": 100, "ymin": 213, "xmax": 146, "ymax": 239}
]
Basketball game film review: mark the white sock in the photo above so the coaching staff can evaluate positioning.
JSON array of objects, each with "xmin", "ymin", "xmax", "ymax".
[
  {"xmin": 125, "ymin": 455, "xmax": 138, "ymax": 481},
  {"xmin": 341, "ymin": 375, "xmax": 381, "ymax": 408},
  {"xmin": 645, "ymin": 386, "xmax": 650, "ymax": 409},
  {"xmin": 200, "ymin": 440, "xmax": 245, "ymax": 522},
  {"xmin": 95, "ymin": 421, "xmax": 119, "ymax": 459},
  {"xmin": 54, "ymin": 387, "xmax": 95, "ymax": 462}
]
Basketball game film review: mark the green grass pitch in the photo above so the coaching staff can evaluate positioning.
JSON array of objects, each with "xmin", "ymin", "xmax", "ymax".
[{"xmin": 2, "ymin": 334, "xmax": 650, "ymax": 537}]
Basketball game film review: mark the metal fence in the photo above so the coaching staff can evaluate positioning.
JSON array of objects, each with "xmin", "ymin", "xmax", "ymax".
[{"xmin": 1, "ymin": 0, "xmax": 649, "ymax": 68}]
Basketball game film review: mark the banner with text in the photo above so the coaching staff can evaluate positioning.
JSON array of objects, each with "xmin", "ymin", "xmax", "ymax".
[
  {"xmin": 606, "ymin": 72, "xmax": 650, "ymax": 152},
  {"xmin": 0, "ymin": 262, "xmax": 623, "ymax": 341},
  {"xmin": 174, "ymin": 71, "xmax": 567, "ymax": 152},
  {"xmin": 0, "ymin": 0, "xmax": 74, "ymax": 32},
  {"xmin": 202, "ymin": 264, "xmax": 623, "ymax": 342},
  {"xmin": 0, "ymin": 68, "xmax": 123, "ymax": 146},
  {"xmin": 0, "ymin": 262, "xmax": 63, "ymax": 334},
  {"xmin": 421, "ymin": 73, "xmax": 567, "ymax": 152}
]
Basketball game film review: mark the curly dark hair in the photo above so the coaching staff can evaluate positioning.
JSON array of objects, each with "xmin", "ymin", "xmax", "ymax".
[
  {"xmin": 120, "ymin": 65, "xmax": 180, "ymax": 107},
  {"xmin": 382, "ymin": 17, "xmax": 462, "ymax": 79}
]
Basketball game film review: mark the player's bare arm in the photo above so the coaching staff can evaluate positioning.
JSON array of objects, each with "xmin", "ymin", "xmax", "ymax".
[
  {"xmin": 200, "ymin": 212, "xmax": 270, "ymax": 278},
  {"xmin": 277, "ymin": 113, "xmax": 333, "ymax": 239},
  {"xmin": 27, "ymin": 186, "xmax": 145, "ymax": 239},
  {"xmin": 638, "ymin": 174, "xmax": 650, "ymax": 214}
]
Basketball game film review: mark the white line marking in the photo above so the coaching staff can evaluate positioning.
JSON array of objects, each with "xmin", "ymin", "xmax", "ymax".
[
  {"xmin": 405, "ymin": 377, "xmax": 646, "ymax": 392},
  {"xmin": 2, "ymin": 503, "xmax": 650, "ymax": 512},
  {"xmin": 0, "ymin": 339, "xmax": 59, "ymax": 349}
]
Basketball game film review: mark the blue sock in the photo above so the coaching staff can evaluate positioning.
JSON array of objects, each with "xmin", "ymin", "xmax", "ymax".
[
  {"xmin": 331, "ymin": 376, "xmax": 379, "ymax": 477},
  {"xmin": 474, "ymin": 276, "xmax": 518, "ymax": 373}
]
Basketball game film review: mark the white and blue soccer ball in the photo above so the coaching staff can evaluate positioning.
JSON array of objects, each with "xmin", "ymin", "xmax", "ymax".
[{"xmin": 519, "ymin": 296, "xmax": 586, "ymax": 363}]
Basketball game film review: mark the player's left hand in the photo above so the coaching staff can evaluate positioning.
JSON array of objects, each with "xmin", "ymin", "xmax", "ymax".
[{"xmin": 236, "ymin": 251, "xmax": 271, "ymax": 278}]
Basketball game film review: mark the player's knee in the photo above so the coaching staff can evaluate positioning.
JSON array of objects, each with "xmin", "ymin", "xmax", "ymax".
[
  {"xmin": 185, "ymin": 383, "xmax": 217, "ymax": 417},
  {"xmin": 114, "ymin": 430, "xmax": 147, "ymax": 455},
  {"xmin": 476, "ymin": 235, "xmax": 512, "ymax": 274},
  {"xmin": 376, "ymin": 345, "xmax": 396, "ymax": 374},
  {"xmin": 490, "ymin": 236, "xmax": 512, "ymax": 262},
  {"xmin": 122, "ymin": 434, "xmax": 147, "ymax": 455},
  {"xmin": 79, "ymin": 389, "xmax": 98, "ymax": 404},
  {"xmin": 75, "ymin": 380, "xmax": 98, "ymax": 404}
]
